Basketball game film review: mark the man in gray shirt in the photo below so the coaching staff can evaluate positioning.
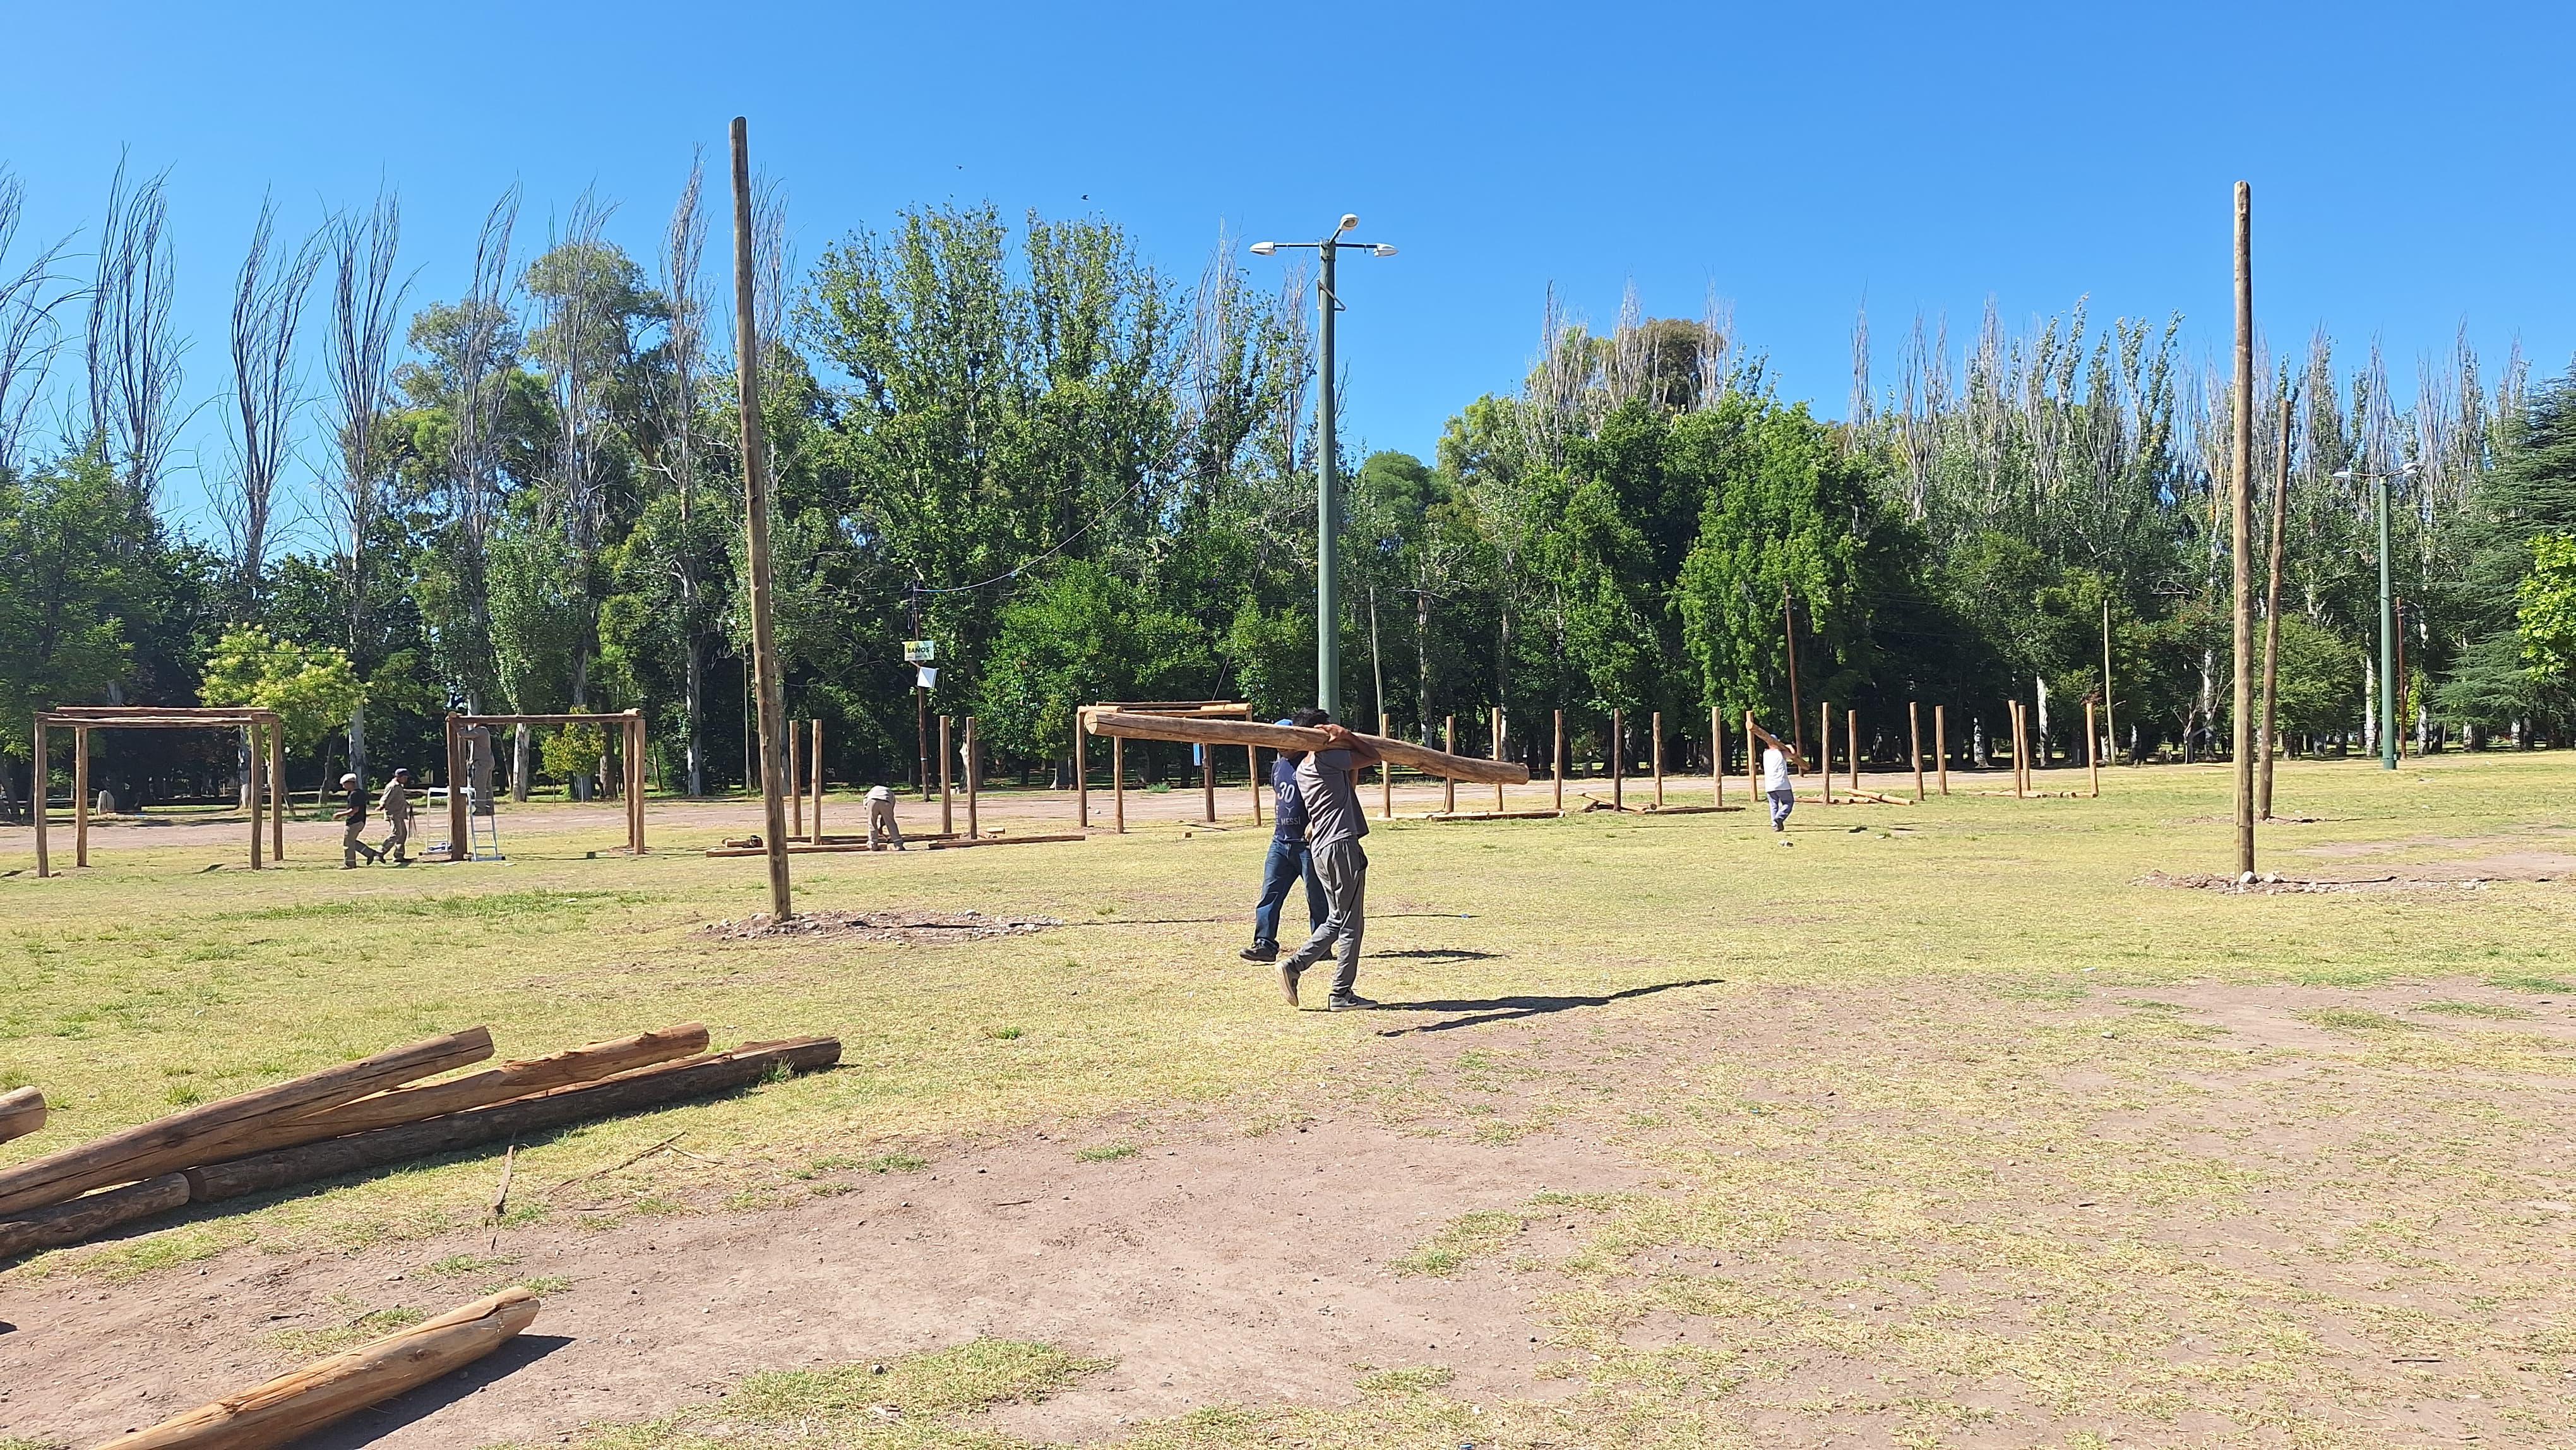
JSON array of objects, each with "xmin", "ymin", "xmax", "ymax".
[{"xmin": 1280, "ymin": 707, "xmax": 1381, "ymax": 1010}]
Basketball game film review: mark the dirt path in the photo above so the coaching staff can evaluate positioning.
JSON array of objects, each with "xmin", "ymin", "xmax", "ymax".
[{"xmin": 0, "ymin": 1041, "xmax": 1651, "ymax": 1447}]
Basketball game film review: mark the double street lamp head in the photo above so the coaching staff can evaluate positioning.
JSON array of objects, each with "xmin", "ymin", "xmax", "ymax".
[
  {"xmin": 2332, "ymin": 462, "xmax": 2423, "ymax": 485},
  {"xmin": 1246, "ymin": 214, "xmax": 1397, "ymax": 260}
]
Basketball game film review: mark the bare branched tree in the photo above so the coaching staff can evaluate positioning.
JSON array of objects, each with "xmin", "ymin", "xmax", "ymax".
[
  {"xmin": 85, "ymin": 156, "xmax": 183, "ymax": 515},
  {"xmin": 326, "ymin": 190, "xmax": 407, "ymax": 781},
  {"xmin": 0, "ymin": 170, "xmax": 76, "ymax": 475},
  {"xmin": 218, "ymin": 196, "xmax": 324, "ymax": 596},
  {"xmin": 450, "ymin": 186, "xmax": 522, "ymax": 571},
  {"xmin": 657, "ymin": 157, "xmax": 711, "ymax": 793}
]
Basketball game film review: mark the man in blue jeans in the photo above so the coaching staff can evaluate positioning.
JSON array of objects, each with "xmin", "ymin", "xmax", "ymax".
[{"xmin": 1241, "ymin": 721, "xmax": 1328, "ymax": 963}]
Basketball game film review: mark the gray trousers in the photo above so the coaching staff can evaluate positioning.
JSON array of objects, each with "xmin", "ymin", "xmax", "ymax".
[
  {"xmin": 379, "ymin": 813, "xmax": 412, "ymax": 861},
  {"xmin": 868, "ymin": 798, "xmax": 905, "ymax": 849},
  {"xmin": 1285, "ymin": 838, "xmax": 1367, "ymax": 998},
  {"xmin": 342, "ymin": 818, "xmax": 379, "ymax": 865}
]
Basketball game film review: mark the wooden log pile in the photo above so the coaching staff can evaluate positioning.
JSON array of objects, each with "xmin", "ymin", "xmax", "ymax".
[{"xmin": 0, "ymin": 1024, "xmax": 840, "ymax": 1262}]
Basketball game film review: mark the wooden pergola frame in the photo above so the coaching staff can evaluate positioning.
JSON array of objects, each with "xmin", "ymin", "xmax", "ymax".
[
  {"xmin": 1073, "ymin": 700, "xmax": 1255, "ymax": 834},
  {"xmin": 30, "ymin": 706, "xmax": 286, "ymax": 878},
  {"xmin": 443, "ymin": 711, "xmax": 647, "ymax": 862}
]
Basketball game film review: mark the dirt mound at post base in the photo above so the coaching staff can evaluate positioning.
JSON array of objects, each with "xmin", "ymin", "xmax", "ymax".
[{"xmin": 698, "ymin": 909, "xmax": 1063, "ymax": 944}]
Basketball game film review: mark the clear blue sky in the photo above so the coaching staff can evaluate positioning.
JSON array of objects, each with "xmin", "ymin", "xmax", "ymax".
[{"xmin": 4, "ymin": 1, "xmax": 2568, "ymax": 540}]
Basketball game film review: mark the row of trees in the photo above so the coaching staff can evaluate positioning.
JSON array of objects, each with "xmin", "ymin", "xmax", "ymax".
[{"xmin": 3, "ymin": 155, "xmax": 2573, "ymax": 815}]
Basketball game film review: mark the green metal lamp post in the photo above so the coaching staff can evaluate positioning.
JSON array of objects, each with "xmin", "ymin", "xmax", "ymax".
[{"xmin": 1249, "ymin": 217, "xmax": 1397, "ymax": 717}]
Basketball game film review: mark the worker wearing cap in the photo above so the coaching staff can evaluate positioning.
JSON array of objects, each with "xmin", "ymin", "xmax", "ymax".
[
  {"xmin": 376, "ymin": 767, "xmax": 418, "ymax": 865},
  {"xmin": 1241, "ymin": 721, "xmax": 1327, "ymax": 964},
  {"xmin": 866, "ymin": 783, "xmax": 906, "ymax": 851},
  {"xmin": 340, "ymin": 773, "xmax": 381, "ymax": 868}
]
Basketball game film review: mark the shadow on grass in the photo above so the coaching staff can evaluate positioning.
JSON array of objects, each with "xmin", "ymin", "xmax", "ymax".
[
  {"xmin": 1368, "ymin": 977, "xmax": 1724, "ymax": 1035},
  {"xmin": 1370, "ymin": 947, "xmax": 1500, "ymax": 961}
]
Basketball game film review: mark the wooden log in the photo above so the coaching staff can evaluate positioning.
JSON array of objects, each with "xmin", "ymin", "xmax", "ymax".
[
  {"xmin": 186, "ymin": 1025, "xmax": 711, "ymax": 1165},
  {"xmin": 1111, "ymin": 734, "xmax": 1125, "ymax": 834},
  {"xmin": 788, "ymin": 722, "xmax": 804, "ymax": 839},
  {"xmin": 1083, "ymin": 712, "xmax": 1529, "ymax": 785},
  {"xmin": 1711, "ymin": 705, "xmax": 1724, "ymax": 808},
  {"xmin": 0, "ymin": 1173, "xmax": 190, "ymax": 1261},
  {"xmin": 1378, "ymin": 712, "xmax": 1393, "ymax": 820},
  {"xmin": 1552, "ymin": 709, "xmax": 1565, "ymax": 814},
  {"xmin": 922, "ymin": 832, "xmax": 1085, "ymax": 851},
  {"xmin": 0, "ymin": 1029, "xmax": 494, "ymax": 1217},
  {"xmin": 1609, "ymin": 708, "xmax": 1623, "ymax": 812},
  {"xmin": 1846, "ymin": 709, "xmax": 1859, "ymax": 793},
  {"xmin": 94, "ymin": 1286, "xmax": 542, "ymax": 1450},
  {"xmin": 1492, "ymin": 706, "xmax": 1506, "ymax": 813},
  {"xmin": 0, "ymin": 1085, "xmax": 44, "ymax": 1143},
  {"xmin": 1909, "ymin": 700, "xmax": 1925, "ymax": 803},
  {"xmin": 1418, "ymin": 809, "xmax": 1563, "ymax": 822},
  {"xmin": 1651, "ymin": 710, "xmax": 1664, "ymax": 809},
  {"xmin": 1073, "ymin": 714, "xmax": 1088, "ymax": 829},
  {"xmin": 33, "ymin": 712, "xmax": 48, "ymax": 877},
  {"xmin": 75, "ymin": 724, "xmax": 89, "ymax": 868},
  {"xmin": 1935, "ymin": 705, "xmax": 1950, "ymax": 795},
  {"xmin": 966, "ymin": 716, "xmax": 981, "ymax": 839},
  {"xmin": 1248, "ymin": 742, "xmax": 1261, "ymax": 825},
  {"xmin": 186, "ymin": 1038, "xmax": 842, "ymax": 1206},
  {"xmin": 1820, "ymin": 700, "xmax": 1834, "ymax": 805},
  {"xmin": 938, "ymin": 714, "xmax": 954, "ymax": 836}
]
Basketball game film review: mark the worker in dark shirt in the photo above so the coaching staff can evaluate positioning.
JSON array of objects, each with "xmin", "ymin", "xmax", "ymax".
[
  {"xmin": 1279, "ymin": 708, "xmax": 1383, "ymax": 1010},
  {"xmin": 339, "ymin": 772, "xmax": 381, "ymax": 868},
  {"xmin": 1241, "ymin": 721, "xmax": 1328, "ymax": 964}
]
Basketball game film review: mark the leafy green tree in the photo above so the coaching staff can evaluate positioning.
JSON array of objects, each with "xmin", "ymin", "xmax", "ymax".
[
  {"xmin": 200, "ymin": 626, "xmax": 367, "ymax": 770},
  {"xmin": 2515, "ymin": 532, "xmax": 2576, "ymax": 684}
]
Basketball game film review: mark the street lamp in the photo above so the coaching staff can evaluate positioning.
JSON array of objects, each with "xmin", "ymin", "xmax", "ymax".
[
  {"xmin": 2332, "ymin": 460, "xmax": 2421, "ymax": 770},
  {"xmin": 1248, "ymin": 214, "xmax": 1396, "ymax": 716}
]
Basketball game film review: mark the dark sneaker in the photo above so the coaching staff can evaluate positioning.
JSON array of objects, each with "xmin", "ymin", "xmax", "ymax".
[
  {"xmin": 1239, "ymin": 945, "xmax": 1279, "ymax": 964},
  {"xmin": 1278, "ymin": 961, "xmax": 1303, "ymax": 1007},
  {"xmin": 1326, "ymin": 993, "xmax": 1379, "ymax": 1012}
]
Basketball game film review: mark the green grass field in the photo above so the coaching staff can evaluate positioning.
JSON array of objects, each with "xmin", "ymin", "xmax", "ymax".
[{"xmin": 5, "ymin": 754, "xmax": 2575, "ymax": 1446}]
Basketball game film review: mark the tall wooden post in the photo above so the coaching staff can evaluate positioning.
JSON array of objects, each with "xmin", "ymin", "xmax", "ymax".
[
  {"xmin": 965, "ymin": 715, "xmax": 980, "ymax": 839},
  {"xmin": 1935, "ymin": 705, "xmax": 1950, "ymax": 796},
  {"xmin": 1610, "ymin": 709, "xmax": 1623, "ymax": 811},
  {"xmin": 1075, "ymin": 715, "xmax": 1088, "ymax": 829},
  {"xmin": 1200, "ymin": 737, "xmax": 1215, "ymax": 824},
  {"xmin": 1443, "ymin": 716, "xmax": 1457, "ymax": 815},
  {"xmin": 1552, "ymin": 709, "xmax": 1565, "ymax": 814},
  {"xmin": 1650, "ymin": 710, "xmax": 1665, "ymax": 808},
  {"xmin": 1846, "ymin": 709, "xmax": 1859, "ymax": 793},
  {"xmin": 446, "ymin": 716, "xmax": 468, "ymax": 861},
  {"xmin": 1907, "ymin": 702, "xmax": 1924, "ymax": 803},
  {"xmin": 1819, "ymin": 700, "xmax": 1833, "ymax": 806},
  {"xmin": 2087, "ymin": 699, "xmax": 2101, "ymax": 798},
  {"xmin": 732, "ymin": 117, "xmax": 792, "ymax": 920},
  {"xmin": 631, "ymin": 715, "xmax": 648, "ymax": 854},
  {"xmin": 2012, "ymin": 702, "xmax": 2029, "ymax": 799},
  {"xmin": 788, "ymin": 724, "xmax": 804, "ymax": 839},
  {"xmin": 1493, "ymin": 706, "xmax": 1506, "ymax": 813},
  {"xmin": 246, "ymin": 720, "xmax": 263, "ymax": 870},
  {"xmin": 2258, "ymin": 394, "xmax": 2292, "ymax": 820},
  {"xmin": 1743, "ymin": 710, "xmax": 1758, "ymax": 800},
  {"xmin": 1783, "ymin": 584, "xmax": 1804, "ymax": 767},
  {"xmin": 808, "ymin": 717, "xmax": 824, "ymax": 845},
  {"xmin": 1381, "ymin": 712, "xmax": 1395, "ymax": 820},
  {"xmin": 270, "ymin": 716, "xmax": 287, "ymax": 861},
  {"xmin": 1711, "ymin": 705, "xmax": 1724, "ymax": 806},
  {"xmin": 1111, "ymin": 735, "xmax": 1125, "ymax": 834},
  {"xmin": 72, "ymin": 725, "xmax": 88, "ymax": 868},
  {"xmin": 31, "ymin": 716, "xmax": 47, "ymax": 878},
  {"xmin": 1249, "ymin": 744, "xmax": 1262, "ymax": 825},
  {"xmin": 938, "ymin": 715, "xmax": 954, "ymax": 836},
  {"xmin": 1546, "ymin": 710, "xmax": 1566, "ymax": 818},
  {"xmin": 2230, "ymin": 179, "xmax": 2257, "ymax": 875}
]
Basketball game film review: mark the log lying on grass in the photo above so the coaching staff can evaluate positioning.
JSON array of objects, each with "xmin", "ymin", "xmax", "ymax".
[
  {"xmin": 1083, "ymin": 710, "xmax": 1530, "ymax": 786},
  {"xmin": 186, "ymin": 1036, "xmax": 841, "ymax": 1204},
  {"xmin": 95, "ymin": 1286, "xmax": 541, "ymax": 1450},
  {"xmin": 0, "ymin": 1173, "xmax": 189, "ymax": 1261},
  {"xmin": 186, "ymin": 1023, "xmax": 710, "ymax": 1165},
  {"xmin": 0, "ymin": 1085, "xmax": 44, "ymax": 1144},
  {"xmin": 0, "ymin": 1028, "xmax": 495, "ymax": 1217}
]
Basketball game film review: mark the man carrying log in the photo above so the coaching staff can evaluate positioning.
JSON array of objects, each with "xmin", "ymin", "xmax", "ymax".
[
  {"xmin": 1241, "ymin": 722, "xmax": 1327, "ymax": 965},
  {"xmin": 1279, "ymin": 709, "xmax": 1381, "ymax": 1011}
]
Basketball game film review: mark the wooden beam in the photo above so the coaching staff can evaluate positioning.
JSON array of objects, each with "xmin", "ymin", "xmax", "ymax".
[
  {"xmin": 788, "ymin": 720, "xmax": 804, "ymax": 839},
  {"xmin": 1909, "ymin": 701, "xmax": 1925, "ymax": 803},
  {"xmin": 1711, "ymin": 705, "xmax": 1724, "ymax": 808},
  {"xmin": 1651, "ymin": 710, "xmax": 1664, "ymax": 809},
  {"xmin": 1820, "ymin": 700, "xmax": 1834, "ymax": 806},
  {"xmin": 73, "ymin": 724, "xmax": 88, "ymax": 869},
  {"xmin": 90, "ymin": 1288, "xmax": 540, "ymax": 1449},
  {"xmin": 939, "ymin": 715, "xmax": 953, "ymax": 837},
  {"xmin": 0, "ymin": 1086, "xmax": 44, "ymax": 1144},
  {"xmin": 1083, "ymin": 712, "xmax": 1530, "ymax": 785},
  {"xmin": 445, "ymin": 716, "xmax": 469, "ymax": 863},
  {"xmin": 1610, "ymin": 709, "xmax": 1623, "ymax": 812},
  {"xmin": 1552, "ymin": 709, "xmax": 1565, "ymax": 814},
  {"xmin": 966, "ymin": 716, "xmax": 981, "ymax": 839},
  {"xmin": 1249, "ymin": 742, "xmax": 1261, "ymax": 825},
  {"xmin": 1846, "ymin": 708, "xmax": 1859, "ymax": 794},
  {"xmin": 1379, "ymin": 712, "xmax": 1394, "ymax": 820},
  {"xmin": 0, "ymin": 1173, "xmax": 190, "ymax": 1262},
  {"xmin": 1442, "ymin": 716, "xmax": 1456, "ymax": 815},
  {"xmin": 247, "ymin": 719, "xmax": 263, "ymax": 872},
  {"xmin": 1074, "ymin": 714, "xmax": 1088, "ymax": 829},
  {"xmin": 809, "ymin": 718, "xmax": 824, "ymax": 846},
  {"xmin": 1935, "ymin": 705, "xmax": 1950, "ymax": 796},
  {"xmin": 1200, "ymin": 728, "xmax": 1214, "ymax": 824},
  {"xmin": 271, "ymin": 717, "xmax": 287, "ymax": 861},
  {"xmin": 1112, "ymin": 734, "xmax": 1125, "ymax": 834},
  {"xmin": 2087, "ymin": 698, "xmax": 2101, "ymax": 799},
  {"xmin": 1493, "ymin": 707, "xmax": 1506, "ymax": 813}
]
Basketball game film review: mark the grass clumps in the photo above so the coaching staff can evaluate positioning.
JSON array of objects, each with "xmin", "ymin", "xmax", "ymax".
[
  {"xmin": 2414, "ymin": 1000, "xmax": 2533, "ymax": 1019},
  {"xmin": 1075, "ymin": 1142, "xmax": 1140, "ymax": 1162},
  {"xmin": 533, "ymin": 1338, "xmax": 1108, "ymax": 1449},
  {"xmin": 266, "ymin": 1304, "xmax": 426, "ymax": 1359},
  {"xmin": 1393, "ymin": 1207, "xmax": 1523, "ymax": 1276},
  {"xmin": 2302, "ymin": 1007, "xmax": 2424, "ymax": 1034}
]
